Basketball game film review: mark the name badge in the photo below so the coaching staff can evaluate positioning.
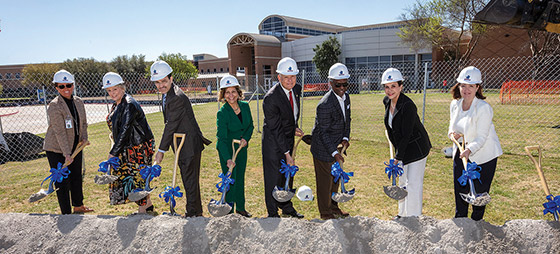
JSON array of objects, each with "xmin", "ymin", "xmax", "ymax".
[{"xmin": 65, "ymin": 116, "xmax": 73, "ymax": 129}]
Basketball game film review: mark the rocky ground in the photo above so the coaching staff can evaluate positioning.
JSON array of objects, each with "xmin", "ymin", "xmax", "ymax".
[{"xmin": 1, "ymin": 213, "xmax": 559, "ymax": 253}]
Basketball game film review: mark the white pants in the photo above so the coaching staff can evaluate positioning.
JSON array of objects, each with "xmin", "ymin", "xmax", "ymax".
[{"xmin": 398, "ymin": 157, "xmax": 427, "ymax": 217}]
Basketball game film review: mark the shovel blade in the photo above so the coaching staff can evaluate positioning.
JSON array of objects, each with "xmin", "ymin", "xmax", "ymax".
[
  {"xmin": 331, "ymin": 192, "xmax": 355, "ymax": 203},
  {"xmin": 272, "ymin": 186, "xmax": 295, "ymax": 202},
  {"xmin": 28, "ymin": 189, "xmax": 50, "ymax": 203},
  {"xmin": 472, "ymin": 192, "xmax": 491, "ymax": 206},
  {"xmin": 208, "ymin": 199, "xmax": 233, "ymax": 217},
  {"xmin": 94, "ymin": 174, "xmax": 118, "ymax": 185},
  {"xmin": 128, "ymin": 190, "xmax": 152, "ymax": 202},
  {"xmin": 460, "ymin": 193, "xmax": 477, "ymax": 204},
  {"xmin": 383, "ymin": 185, "xmax": 408, "ymax": 200}
]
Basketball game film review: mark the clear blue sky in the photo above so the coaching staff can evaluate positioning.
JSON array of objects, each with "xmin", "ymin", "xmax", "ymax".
[{"xmin": 0, "ymin": 0, "xmax": 418, "ymax": 65}]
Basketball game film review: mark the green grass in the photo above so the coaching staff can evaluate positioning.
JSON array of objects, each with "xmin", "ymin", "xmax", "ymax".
[{"xmin": 1, "ymin": 92, "xmax": 559, "ymax": 225}]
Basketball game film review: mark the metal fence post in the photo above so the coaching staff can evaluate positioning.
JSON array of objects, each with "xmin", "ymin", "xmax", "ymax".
[
  {"xmin": 300, "ymin": 69, "xmax": 305, "ymax": 129},
  {"xmin": 42, "ymin": 85, "xmax": 49, "ymax": 123},
  {"xmin": 256, "ymin": 74, "xmax": 261, "ymax": 133},
  {"xmin": 217, "ymin": 76, "xmax": 220, "ymax": 112},
  {"xmin": 422, "ymin": 62, "xmax": 428, "ymax": 124}
]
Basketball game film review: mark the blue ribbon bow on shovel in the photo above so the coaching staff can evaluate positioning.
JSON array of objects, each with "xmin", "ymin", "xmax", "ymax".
[
  {"xmin": 137, "ymin": 164, "xmax": 162, "ymax": 191},
  {"xmin": 98, "ymin": 157, "xmax": 120, "ymax": 173},
  {"xmin": 543, "ymin": 195, "xmax": 560, "ymax": 218},
  {"xmin": 160, "ymin": 186, "xmax": 183, "ymax": 212},
  {"xmin": 216, "ymin": 171, "xmax": 235, "ymax": 193},
  {"xmin": 384, "ymin": 159, "xmax": 403, "ymax": 179},
  {"xmin": 41, "ymin": 162, "xmax": 70, "ymax": 194},
  {"xmin": 458, "ymin": 162, "xmax": 482, "ymax": 186},
  {"xmin": 331, "ymin": 162, "xmax": 355, "ymax": 194},
  {"xmin": 278, "ymin": 159, "xmax": 299, "ymax": 191}
]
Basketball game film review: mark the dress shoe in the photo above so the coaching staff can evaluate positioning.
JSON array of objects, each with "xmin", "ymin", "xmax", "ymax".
[
  {"xmin": 392, "ymin": 215, "xmax": 402, "ymax": 221},
  {"xmin": 320, "ymin": 214, "xmax": 336, "ymax": 220},
  {"xmin": 184, "ymin": 213, "xmax": 203, "ymax": 218},
  {"xmin": 333, "ymin": 209, "xmax": 350, "ymax": 218},
  {"xmin": 73, "ymin": 205, "xmax": 94, "ymax": 214},
  {"xmin": 236, "ymin": 210, "xmax": 252, "ymax": 218},
  {"xmin": 283, "ymin": 211, "xmax": 304, "ymax": 219},
  {"xmin": 267, "ymin": 214, "xmax": 280, "ymax": 218}
]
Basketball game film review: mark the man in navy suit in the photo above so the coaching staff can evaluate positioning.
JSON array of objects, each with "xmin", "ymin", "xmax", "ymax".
[
  {"xmin": 310, "ymin": 63, "xmax": 352, "ymax": 220},
  {"xmin": 262, "ymin": 57, "xmax": 305, "ymax": 218}
]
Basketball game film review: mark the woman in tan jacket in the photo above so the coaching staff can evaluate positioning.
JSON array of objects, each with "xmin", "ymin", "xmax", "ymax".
[{"xmin": 43, "ymin": 70, "xmax": 92, "ymax": 214}]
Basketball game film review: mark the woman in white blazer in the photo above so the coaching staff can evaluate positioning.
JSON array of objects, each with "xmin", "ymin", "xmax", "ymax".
[{"xmin": 448, "ymin": 66, "xmax": 502, "ymax": 221}]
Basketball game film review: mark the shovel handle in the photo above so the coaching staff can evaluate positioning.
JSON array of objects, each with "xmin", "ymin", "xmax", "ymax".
[
  {"xmin": 172, "ymin": 133, "xmax": 186, "ymax": 188},
  {"xmin": 227, "ymin": 139, "xmax": 243, "ymax": 172},
  {"xmin": 62, "ymin": 141, "xmax": 90, "ymax": 168},
  {"xmin": 384, "ymin": 130, "xmax": 394, "ymax": 159},
  {"xmin": 292, "ymin": 135, "xmax": 303, "ymax": 159},
  {"xmin": 450, "ymin": 134, "xmax": 468, "ymax": 169},
  {"xmin": 524, "ymin": 145, "xmax": 551, "ymax": 196}
]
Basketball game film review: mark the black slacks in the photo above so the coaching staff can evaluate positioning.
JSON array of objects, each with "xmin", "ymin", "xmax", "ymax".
[
  {"xmin": 453, "ymin": 149, "xmax": 498, "ymax": 221},
  {"xmin": 179, "ymin": 152, "xmax": 203, "ymax": 216},
  {"xmin": 46, "ymin": 151, "xmax": 84, "ymax": 215},
  {"xmin": 262, "ymin": 153, "xmax": 296, "ymax": 217}
]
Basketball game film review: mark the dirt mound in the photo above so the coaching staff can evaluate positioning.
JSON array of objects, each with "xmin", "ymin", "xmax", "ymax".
[{"xmin": 0, "ymin": 213, "xmax": 558, "ymax": 253}]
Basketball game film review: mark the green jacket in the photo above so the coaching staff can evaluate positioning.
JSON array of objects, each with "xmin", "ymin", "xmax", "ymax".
[{"xmin": 216, "ymin": 101, "xmax": 254, "ymax": 163}]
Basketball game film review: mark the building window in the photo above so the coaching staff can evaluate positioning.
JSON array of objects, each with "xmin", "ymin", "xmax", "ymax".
[
  {"xmin": 392, "ymin": 55, "xmax": 403, "ymax": 63},
  {"xmin": 421, "ymin": 54, "xmax": 432, "ymax": 62},
  {"xmin": 6, "ymin": 73, "xmax": 12, "ymax": 79},
  {"xmin": 404, "ymin": 55, "xmax": 415, "ymax": 62},
  {"xmin": 213, "ymin": 68, "xmax": 217, "ymax": 72},
  {"xmin": 200, "ymin": 69, "xmax": 204, "ymax": 73},
  {"xmin": 0, "ymin": 73, "xmax": 3, "ymax": 80},
  {"xmin": 227, "ymin": 67, "xmax": 229, "ymax": 72},
  {"xmin": 207, "ymin": 69, "xmax": 210, "ymax": 73},
  {"xmin": 379, "ymin": 56, "xmax": 391, "ymax": 63},
  {"xmin": 220, "ymin": 68, "xmax": 223, "ymax": 72},
  {"xmin": 15, "ymin": 73, "xmax": 21, "ymax": 79}
]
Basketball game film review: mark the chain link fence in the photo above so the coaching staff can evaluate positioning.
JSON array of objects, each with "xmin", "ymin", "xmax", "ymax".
[{"xmin": 0, "ymin": 55, "xmax": 558, "ymax": 163}]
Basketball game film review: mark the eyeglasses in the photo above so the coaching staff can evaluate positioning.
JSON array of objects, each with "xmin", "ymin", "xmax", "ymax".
[
  {"xmin": 57, "ymin": 84, "xmax": 73, "ymax": 89},
  {"xmin": 334, "ymin": 82, "xmax": 349, "ymax": 88}
]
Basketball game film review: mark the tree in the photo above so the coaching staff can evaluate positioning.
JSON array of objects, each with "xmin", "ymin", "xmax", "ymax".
[
  {"xmin": 312, "ymin": 36, "xmax": 341, "ymax": 77},
  {"xmin": 527, "ymin": 30, "xmax": 560, "ymax": 79},
  {"xmin": 60, "ymin": 57, "xmax": 114, "ymax": 96},
  {"xmin": 398, "ymin": 0, "xmax": 489, "ymax": 63},
  {"xmin": 21, "ymin": 63, "xmax": 61, "ymax": 87},
  {"xmin": 146, "ymin": 53, "xmax": 198, "ymax": 84},
  {"xmin": 111, "ymin": 54, "xmax": 147, "ymax": 74}
]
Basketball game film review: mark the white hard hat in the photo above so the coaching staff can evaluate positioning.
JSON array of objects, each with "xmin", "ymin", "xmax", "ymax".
[
  {"xmin": 219, "ymin": 75, "xmax": 240, "ymax": 89},
  {"xmin": 381, "ymin": 68, "xmax": 404, "ymax": 85},
  {"xmin": 102, "ymin": 72, "xmax": 124, "ymax": 89},
  {"xmin": 150, "ymin": 60, "xmax": 173, "ymax": 81},
  {"xmin": 296, "ymin": 185, "xmax": 314, "ymax": 201},
  {"xmin": 52, "ymin": 69, "xmax": 74, "ymax": 84},
  {"xmin": 276, "ymin": 57, "xmax": 299, "ymax": 75},
  {"xmin": 328, "ymin": 63, "xmax": 350, "ymax": 80},
  {"xmin": 456, "ymin": 66, "xmax": 482, "ymax": 84}
]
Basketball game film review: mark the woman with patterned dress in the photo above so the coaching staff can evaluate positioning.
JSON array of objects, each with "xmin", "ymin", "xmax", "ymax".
[{"xmin": 103, "ymin": 72, "xmax": 155, "ymax": 213}]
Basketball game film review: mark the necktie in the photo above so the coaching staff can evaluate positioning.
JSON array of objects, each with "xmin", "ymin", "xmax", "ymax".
[
  {"xmin": 162, "ymin": 94, "xmax": 166, "ymax": 113},
  {"xmin": 289, "ymin": 90, "xmax": 294, "ymax": 111}
]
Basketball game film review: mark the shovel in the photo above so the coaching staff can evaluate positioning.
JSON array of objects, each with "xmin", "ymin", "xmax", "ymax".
[
  {"xmin": 525, "ymin": 145, "xmax": 559, "ymax": 221},
  {"xmin": 383, "ymin": 130, "xmax": 408, "ymax": 200},
  {"xmin": 272, "ymin": 136, "xmax": 303, "ymax": 202},
  {"xmin": 95, "ymin": 133, "xmax": 119, "ymax": 184},
  {"xmin": 159, "ymin": 133, "xmax": 186, "ymax": 216},
  {"xmin": 29, "ymin": 141, "xmax": 90, "ymax": 203},
  {"xmin": 331, "ymin": 144, "xmax": 355, "ymax": 203},
  {"xmin": 208, "ymin": 139, "xmax": 243, "ymax": 217},
  {"xmin": 128, "ymin": 162, "xmax": 162, "ymax": 202},
  {"xmin": 450, "ymin": 134, "xmax": 491, "ymax": 206}
]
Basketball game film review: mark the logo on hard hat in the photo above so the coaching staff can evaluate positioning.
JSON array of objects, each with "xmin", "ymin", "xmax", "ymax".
[
  {"xmin": 63, "ymin": 77, "xmax": 68, "ymax": 81},
  {"xmin": 106, "ymin": 80, "xmax": 111, "ymax": 85},
  {"xmin": 387, "ymin": 75, "xmax": 393, "ymax": 81},
  {"xmin": 226, "ymin": 80, "xmax": 231, "ymax": 84},
  {"xmin": 153, "ymin": 70, "xmax": 158, "ymax": 75},
  {"xmin": 464, "ymin": 75, "xmax": 471, "ymax": 81},
  {"xmin": 339, "ymin": 70, "xmax": 344, "ymax": 76},
  {"xmin": 287, "ymin": 66, "xmax": 293, "ymax": 72}
]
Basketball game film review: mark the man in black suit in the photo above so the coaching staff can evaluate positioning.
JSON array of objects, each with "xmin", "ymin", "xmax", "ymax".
[
  {"xmin": 151, "ymin": 60, "xmax": 212, "ymax": 217},
  {"xmin": 310, "ymin": 63, "xmax": 352, "ymax": 220},
  {"xmin": 262, "ymin": 57, "xmax": 304, "ymax": 218}
]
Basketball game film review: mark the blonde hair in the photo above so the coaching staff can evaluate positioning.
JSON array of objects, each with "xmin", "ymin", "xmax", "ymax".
[{"xmin": 218, "ymin": 86, "xmax": 244, "ymax": 102}]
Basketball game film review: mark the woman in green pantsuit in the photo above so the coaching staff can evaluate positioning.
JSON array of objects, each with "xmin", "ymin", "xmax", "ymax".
[{"xmin": 216, "ymin": 75, "xmax": 254, "ymax": 217}]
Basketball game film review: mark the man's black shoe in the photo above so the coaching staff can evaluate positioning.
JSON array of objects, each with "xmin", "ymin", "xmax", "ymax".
[{"xmin": 283, "ymin": 211, "xmax": 304, "ymax": 219}]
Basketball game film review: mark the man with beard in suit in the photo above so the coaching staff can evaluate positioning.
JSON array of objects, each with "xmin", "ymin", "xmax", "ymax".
[
  {"xmin": 262, "ymin": 57, "xmax": 305, "ymax": 218},
  {"xmin": 151, "ymin": 60, "xmax": 212, "ymax": 217}
]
